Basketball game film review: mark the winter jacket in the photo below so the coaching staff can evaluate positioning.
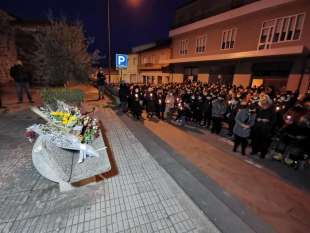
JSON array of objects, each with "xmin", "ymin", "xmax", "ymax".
[
  {"xmin": 97, "ymin": 72, "xmax": 106, "ymax": 86},
  {"xmin": 119, "ymin": 84, "xmax": 129, "ymax": 102},
  {"xmin": 10, "ymin": 65, "xmax": 30, "ymax": 83},
  {"xmin": 212, "ymin": 99, "xmax": 226, "ymax": 118},
  {"xmin": 233, "ymin": 109, "xmax": 256, "ymax": 138}
]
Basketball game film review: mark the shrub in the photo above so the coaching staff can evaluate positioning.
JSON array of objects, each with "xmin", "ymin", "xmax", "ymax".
[
  {"xmin": 40, "ymin": 88, "xmax": 85, "ymax": 110},
  {"xmin": 26, "ymin": 14, "xmax": 101, "ymax": 86}
]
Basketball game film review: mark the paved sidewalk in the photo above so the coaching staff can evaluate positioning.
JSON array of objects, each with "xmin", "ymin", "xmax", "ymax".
[
  {"xmin": 138, "ymin": 116, "xmax": 310, "ymax": 233},
  {"xmin": 0, "ymin": 107, "xmax": 220, "ymax": 233}
]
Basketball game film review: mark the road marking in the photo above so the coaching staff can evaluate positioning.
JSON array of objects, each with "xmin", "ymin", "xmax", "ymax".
[
  {"xmin": 245, "ymin": 159, "xmax": 263, "ymax": 169},
  {"xmin": 218, "ymin": 137, "xmax": 234, "ymax": 146}
]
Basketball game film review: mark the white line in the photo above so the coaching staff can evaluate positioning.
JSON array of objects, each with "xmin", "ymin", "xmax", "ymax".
[{"xmin": 245, "ymin": 159, "xmax": 263, "ymax": 169}]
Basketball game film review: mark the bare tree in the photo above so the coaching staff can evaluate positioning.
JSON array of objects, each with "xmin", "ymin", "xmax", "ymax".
[{"xmin": 30, "ymin": 17, "xmax": 99, "ymax": 86}]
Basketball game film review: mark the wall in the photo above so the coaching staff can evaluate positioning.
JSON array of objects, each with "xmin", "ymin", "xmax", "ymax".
[
  {"xmin": 0, "ymin": 32, "xmax": 17, "ymax": 84},
  {"xmin": 299, "ymin": 74, "xmax": 310, "ymax": 94},
  {"xmin": 137, "ymin": 46, "xmax": 172, "ymax": 84},
  {"xmin": 233, "ymin": 62, "xmax": 252, "ymax": 87},
  {"xmin": 198, "ymin": 73, "xmax": 209, "ymax": 83},
  {"xmin": 171, "ymin": 0, "xmax": 310, "ymax": 60},
  {"xmin": 139, "ymin": 47, "xmax": 171, "ymax": 66},
  {"xmin": 171, "ymin": 74, "xmax": 184, "ymax": 83},
  {"xmin": 0, "ymin": 11, "xmax": 17, "ymax": 84}
]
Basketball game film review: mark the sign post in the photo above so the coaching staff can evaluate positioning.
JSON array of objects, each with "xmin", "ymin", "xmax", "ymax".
[{"xmin": 116, "ymin": 54, "xmax": 128, "ymax": 83}]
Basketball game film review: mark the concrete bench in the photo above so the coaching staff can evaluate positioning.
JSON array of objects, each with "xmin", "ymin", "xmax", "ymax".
[{"xmin": 32, "ymin": 131, "xmax": 111, "ymax": 192}]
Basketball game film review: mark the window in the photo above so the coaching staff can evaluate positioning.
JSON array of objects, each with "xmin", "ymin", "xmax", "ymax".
[
  {"xmin": 196, "ymin": 35, "xmax": 207, "ymax": 54},
  {"xmin": 151, "ymin": 55, "xmax": 155, "ymax": 64},
  {"xmin": 294, "ymin": 14, "xmax": 305, "ymax": 40},
  {"xmin": 258, "ymin": 13, "xmax": 305, "ymax": 50},
  {"xmin": 133, "ymin": 57, "xmax": 136, "ymax": 65},
  {"xmin": 221, "ymin": 28, "xmax": 237, "ymax": 50},
  {"xmin": 142, "ymin": 56, "xmax": 148, "ymax": 64},
  {"xmin": 180, "ymin": 39, "xmax": 189, "ymax": 55}
]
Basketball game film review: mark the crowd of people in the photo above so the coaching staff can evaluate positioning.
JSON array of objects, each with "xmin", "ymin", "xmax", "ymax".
[{"xmin": 117, "ymin": 80, "xmax": 310, "ymax": 169}]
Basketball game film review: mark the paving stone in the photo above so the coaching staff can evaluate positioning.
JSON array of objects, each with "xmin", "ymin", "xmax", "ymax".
[{"xmin": 0, "ymin": 109, "xmax": 220, "ymax": 233}]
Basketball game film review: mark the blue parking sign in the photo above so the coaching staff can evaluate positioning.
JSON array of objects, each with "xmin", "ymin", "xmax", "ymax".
[{"xmin": 116, "ymin": 54, "xmax": 128, "ymax": 69}]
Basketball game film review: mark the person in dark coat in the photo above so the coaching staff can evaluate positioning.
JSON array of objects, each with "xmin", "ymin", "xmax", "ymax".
[
  {"xmin": 193, "ymin": 93, "xmax": 204, "ymax": 124},
  {"xmin": 201, "ymin": 94, "xmax": 212, "ymax": 128},
  {"xmin": 119, "ymin": 81, "xmax": 129, "ymax": 112},
  {"xmin": 146, "ymin": 88, "xmax": 156, "ymax": 118},
  {"xmin": 96, "ymin": 67, "xmax": 106, "ymax": 100},
  {"xmin": 226, "ymin": 97, "xmax": 239, "ymax": 136},
  {"xmin": 10, "ymin": 60, "xmax": 33, "ymax": 103},
  {"xmin": 156, "ymin": 92, "xmax": 166, "ymax": 120},
  {"xmin": 131, "ymin": 86, "xmax": 142, "ymax": 120},
  {"xmin": 251, "ymin": 95, "xmax": 276, "ymax": 158},
  {"xmin": 233, "ymin": 101, "xmax": 256, "ymax": 155}
]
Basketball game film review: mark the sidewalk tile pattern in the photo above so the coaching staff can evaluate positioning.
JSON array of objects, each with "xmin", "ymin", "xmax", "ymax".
[{"xmin": 0, "ymin": 109, "xmax": 220, "ymax": 233}]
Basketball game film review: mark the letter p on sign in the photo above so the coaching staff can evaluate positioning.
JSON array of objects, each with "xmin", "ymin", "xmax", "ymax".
[{"xmin": 116, "ymin": 54, "xmax": 128, "ymax": 69}]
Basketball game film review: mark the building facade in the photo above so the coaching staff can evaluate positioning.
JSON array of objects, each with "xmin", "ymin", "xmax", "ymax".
[
  {"xmin": 132, "ymin": 41, "xmax": 185, "ymax": 84},
  {"xmin": 162, "ymin": 0, "xmax": 310, "ymax": 94}
]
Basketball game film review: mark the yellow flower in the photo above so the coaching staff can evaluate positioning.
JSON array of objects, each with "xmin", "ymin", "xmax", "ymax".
[{"xmin": 69, "ymin": 116, "xmax": 77, "ymax": 122}]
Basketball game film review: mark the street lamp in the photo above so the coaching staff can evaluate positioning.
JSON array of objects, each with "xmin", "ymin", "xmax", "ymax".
[
  {"xmin": 107, "ymin": 0, "xmax": 112, "ymax": 83},
  {"xmin": 107, "ymin": 0, "xmax": 142, "ymax": 83},
  {"xmin": 128, "ymin": 0, "xmax": 142, "ymax": 8}
]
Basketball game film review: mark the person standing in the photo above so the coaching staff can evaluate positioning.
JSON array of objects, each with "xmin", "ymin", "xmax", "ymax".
[
  {"xmin": 211, "ymin": 95, "xmax": 227, "ymax": 134},
  {"xmin": 10, "ymin": 60, "xmax": 33, "ymax": 103},
  {"xmin": 119, "ymin": 81, "xmax": 129, "ymax": 112},
  {"xmin": 251, "ymin": 94, "xmax": 276, "ymax": 158},
  {"xmin": 146, "ymin": 88, "xmax": 156, "ymax": 118},
  {"xmin": 96, "ymin": 67, "xmax": 106, "ymax": 100},
  {"xmin": 131, "ymin": 86, "xmax": 142, "ymax": 120},
  {"xmin": 201, "ymin": 94, "xmax": 212, "ymax": 128},
  {"xmin": 156, "ymin": 92, "xmax": 165, "ymax": 120},
  {"xmin": 164, "ymin": 92, "xmax": 175, "ymax": 120},
  {"xmin": 233, "ymin": 101, "xmax": 256, "ymax": 155}
]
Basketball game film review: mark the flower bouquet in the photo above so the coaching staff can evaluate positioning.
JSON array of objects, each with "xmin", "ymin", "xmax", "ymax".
[{"xmin": 26, "ymin": 101, "xmax": 102, "ymax": 163}]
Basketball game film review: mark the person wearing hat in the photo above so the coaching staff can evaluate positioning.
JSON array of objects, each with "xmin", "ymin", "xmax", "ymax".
[
  {"xmin": 233, "ymin": 100, "xmax": 256, "ymax": 155},
  {"xmin": 10, "ymin": 60, "xmax": 33, "ymax": 103},
  {"xmin": 251, "ymin": 94, "xmax": 276, "ymax": 158},
  {"xmin": 96, "ymin": 67, "xmax": 106, "ymax": 100}
]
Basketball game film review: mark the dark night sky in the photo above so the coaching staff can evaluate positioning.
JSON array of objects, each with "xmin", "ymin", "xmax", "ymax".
[{"xmin": 0, "ymin": 0, "xmax": 187, "ymax": 64}]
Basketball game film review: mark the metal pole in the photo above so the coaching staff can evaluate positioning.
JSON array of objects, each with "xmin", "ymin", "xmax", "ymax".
[{"xmin": 107, "ymin": 0, "xmax": 112, "ymax": 83}]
